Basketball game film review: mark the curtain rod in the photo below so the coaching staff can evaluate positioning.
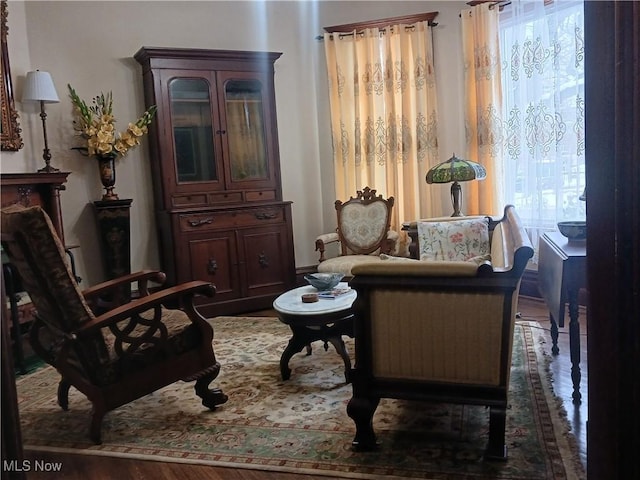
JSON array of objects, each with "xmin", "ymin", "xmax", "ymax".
[
  {"xmin": 461, "ymin": 0, "xmax": 511, "ymax": 16},
  {"xmin": 490, "ymin": 1, "xmax": 511, "ymax": 10},
  {"xmin": 316, "ymin": 22, "xmax": 438, "ymax": 41}
]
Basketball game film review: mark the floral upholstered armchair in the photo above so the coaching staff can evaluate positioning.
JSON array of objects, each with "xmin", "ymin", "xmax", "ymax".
[
  {"xmin": 346, "ymin": 205, "xmax": 534, "ymax": 460},
  {"xmin": 315, "ymin": 187, "xmax": 400, "ymax": 277},
  {"xmin": 1, "ymin": 205, "xmax": 228, "ymax": 444}
]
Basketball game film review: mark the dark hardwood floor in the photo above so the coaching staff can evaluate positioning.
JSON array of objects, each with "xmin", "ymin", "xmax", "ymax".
[
  {"xmin": 21, "ymin": 296, "xmax": 587, "ymax": 479},
  {"xmin": 517, "ymin": 296, "xmax": 588, "ymax": 469}
]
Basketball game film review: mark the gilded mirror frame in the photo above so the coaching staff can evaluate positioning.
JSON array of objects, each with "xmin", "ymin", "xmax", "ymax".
[{"xmin": 1, "ymin": 0, "xmax": 23, "ymax": 151}]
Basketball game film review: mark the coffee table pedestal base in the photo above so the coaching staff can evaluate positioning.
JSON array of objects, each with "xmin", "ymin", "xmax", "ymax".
[{"xmin": 279, "ymin": 315, "xmax": 354, "ymax": 383}]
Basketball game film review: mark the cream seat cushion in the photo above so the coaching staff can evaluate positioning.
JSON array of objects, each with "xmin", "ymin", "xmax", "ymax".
[{"xmin": 317, "ymin": 254, "xmax": 388, "ymax": 277}]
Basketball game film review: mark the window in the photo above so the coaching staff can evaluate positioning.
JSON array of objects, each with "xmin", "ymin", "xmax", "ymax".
[{"xmin": 499, "ymin": 0, "xmax": 585, "ymax": 253}]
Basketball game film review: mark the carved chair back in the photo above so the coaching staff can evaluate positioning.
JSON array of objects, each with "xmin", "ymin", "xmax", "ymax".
[{"xmin": 335, "ymin": 187, "xmax": 395, "ymax": 256}]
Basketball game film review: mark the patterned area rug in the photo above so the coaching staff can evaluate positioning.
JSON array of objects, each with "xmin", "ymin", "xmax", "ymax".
[{"xmin": 17, "ymin": 317, "xmax": 584, "ymax": 479}]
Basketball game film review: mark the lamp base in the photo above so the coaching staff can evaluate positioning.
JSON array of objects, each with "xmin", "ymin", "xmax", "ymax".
[
  {"xmin": 37, "ymin": 112, "xmax": 58, "ymax": 173},
  {"xmin": 450, "ymin": 181, "xmax": 463, "ymax": 217}
]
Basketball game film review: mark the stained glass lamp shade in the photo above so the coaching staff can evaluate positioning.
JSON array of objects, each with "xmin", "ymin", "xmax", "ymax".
[{"xmin": 426, "ymin": 154, "xmax": 487, "ymax": 217}]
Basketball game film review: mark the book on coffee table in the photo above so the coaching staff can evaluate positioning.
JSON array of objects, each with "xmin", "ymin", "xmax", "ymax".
[{"xmin": 318, "ymin": 286, "xmax": 352, "ymax": 299}]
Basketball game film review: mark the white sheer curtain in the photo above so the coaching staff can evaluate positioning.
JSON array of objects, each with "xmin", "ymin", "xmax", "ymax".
[
  {"xmin": 324, "ymin": 21, "xmax": 442, "ymax": 236},
  {"xmin": 500, "ymin": 0, "xmax": 585, "ymax": 260}
]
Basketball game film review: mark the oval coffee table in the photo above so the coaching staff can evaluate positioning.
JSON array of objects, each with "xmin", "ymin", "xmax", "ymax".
[{"xmin": 273, "ymin": 282, "xmax": 357, "ymax": 383}]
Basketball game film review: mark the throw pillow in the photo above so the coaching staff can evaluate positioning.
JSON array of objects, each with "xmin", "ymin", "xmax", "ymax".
[{"xmin": 417, "ymin": 217, "xmax": 490, "ymax": 262}]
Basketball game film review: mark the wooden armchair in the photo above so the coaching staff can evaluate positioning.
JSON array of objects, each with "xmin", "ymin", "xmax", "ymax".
[
  {"xmin": 347, "ymin": 205, "xmax": 533, "ymax": 460},
  {"xmin": 1, "ymin": 205, "xmax": 228, "ymax": 444},
  {"xmin": 316, "ymin": 187, "xmax": 400, "ymax": 276}
]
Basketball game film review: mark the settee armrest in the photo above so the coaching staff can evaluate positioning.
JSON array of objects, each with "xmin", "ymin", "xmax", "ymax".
[
  {"xmin": 352, "ymin": 259, "xmax": 485, "ymax": 277},
  {"xmin": 491, "ymin": 206, "xmax": 534, "ymax": 274}
]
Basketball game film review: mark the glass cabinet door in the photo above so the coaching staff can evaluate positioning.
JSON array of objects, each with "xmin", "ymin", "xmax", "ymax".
[
  {"xmin": 223, "ymin": 79, "xmax": 269, "ymax": 182},
  {"xmin": 169, "ymin": 78, "xmax": 217, "ymax": 183}
]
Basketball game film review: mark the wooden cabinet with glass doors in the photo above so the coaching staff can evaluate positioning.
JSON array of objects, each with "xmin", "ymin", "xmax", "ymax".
[{"xmin": 135, "ymin": 47, "xmax": 295, "ymax": 316}]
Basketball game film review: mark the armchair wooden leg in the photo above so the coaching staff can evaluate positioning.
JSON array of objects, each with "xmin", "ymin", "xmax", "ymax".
[
  {"xmin": 194, "ymin": 366, "xmax": 228, "ymax": 410},
  {"xmin": 89, "ymin": 404, "xmax": 106, "ymax": 445},
  {"xmin": 347, "ymin": 395, "xmax": 380, "ymax": 451},
  {"xmin": 57, "ymin": 379, "xmax": 71, "ymax": 411},
  {"xmin": 485, "ymin": 405, "xmax": 508, "ymax": 461}
]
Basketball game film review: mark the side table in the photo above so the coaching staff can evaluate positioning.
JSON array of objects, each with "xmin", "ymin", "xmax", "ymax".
[
  {"xmin": 538, "ymin": 231, "xmax": 587, "ymax": 403},
  {"xmin": 273, "ymin": 283, "xmax": 357, "ymax": 383}
]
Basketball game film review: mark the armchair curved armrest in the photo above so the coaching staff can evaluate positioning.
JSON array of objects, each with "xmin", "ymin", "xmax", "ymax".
[
  {"xmin": 82, "ymin": 270, "xmax": 168, "ymax": 313},
  {"xmin": 61, "ymin": 281, "xmax": 216, "ymax": 368},
  {"xmin": 315, "ymin": 232, "xmax": 339, "ymax": 262},
  {"xmin": 82, "ymin": 270, "xmax": 167, "ymax": 300},
  {"xmin": 76, "ymin": 281, "xmax": 215, "ymax": 336}
]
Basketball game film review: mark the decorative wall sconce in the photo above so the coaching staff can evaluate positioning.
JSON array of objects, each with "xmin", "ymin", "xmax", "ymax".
[
  {"xmin": 426, "ymin": 153, "xmax": 487, "ymax": 217},
  {"xmin": 21, "ymin": 70, "xmax": 60, "ymax": 173}
]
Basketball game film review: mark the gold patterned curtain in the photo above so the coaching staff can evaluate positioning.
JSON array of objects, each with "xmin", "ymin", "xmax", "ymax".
[
  {"xmin": 324, "ymin": 21, "xmax": 442, "ymax": 234},
  {"xmin": 461, "ymin": 4, "xmax": 504, "ymax": 216}
]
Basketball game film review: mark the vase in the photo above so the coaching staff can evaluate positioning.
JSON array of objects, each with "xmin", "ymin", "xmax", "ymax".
[{"xmin": 97, "ymin": 155, "xmax": 119, "ymax": 201}]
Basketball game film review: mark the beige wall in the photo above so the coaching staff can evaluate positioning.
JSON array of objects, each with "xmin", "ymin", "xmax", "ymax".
[{"xmin": 3, "ymin": 0, "xmax": 466, "ymax": 287}]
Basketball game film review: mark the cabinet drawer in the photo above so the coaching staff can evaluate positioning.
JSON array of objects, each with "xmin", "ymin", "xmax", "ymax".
[
  {"xmin": 172, "ymin": 194, "xmax": 208, "ymax": 208},
  {"xmin": 172, "ymin": 191, "xmax": 244, "ymax": 208},
  {"xmin": 209, "ymin": 192, "xmax": 243, "ymax": 204},
  {"xmin": 178, "ymin": 206, "xmax": 285, "ymax": 232},
  {"xmin": 234, "ymin": 207, "xmax": 284, "ymax": 226},
  {"xmin": 245, "ymin": 189, "xmax": 277, "ymax": 202}
]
